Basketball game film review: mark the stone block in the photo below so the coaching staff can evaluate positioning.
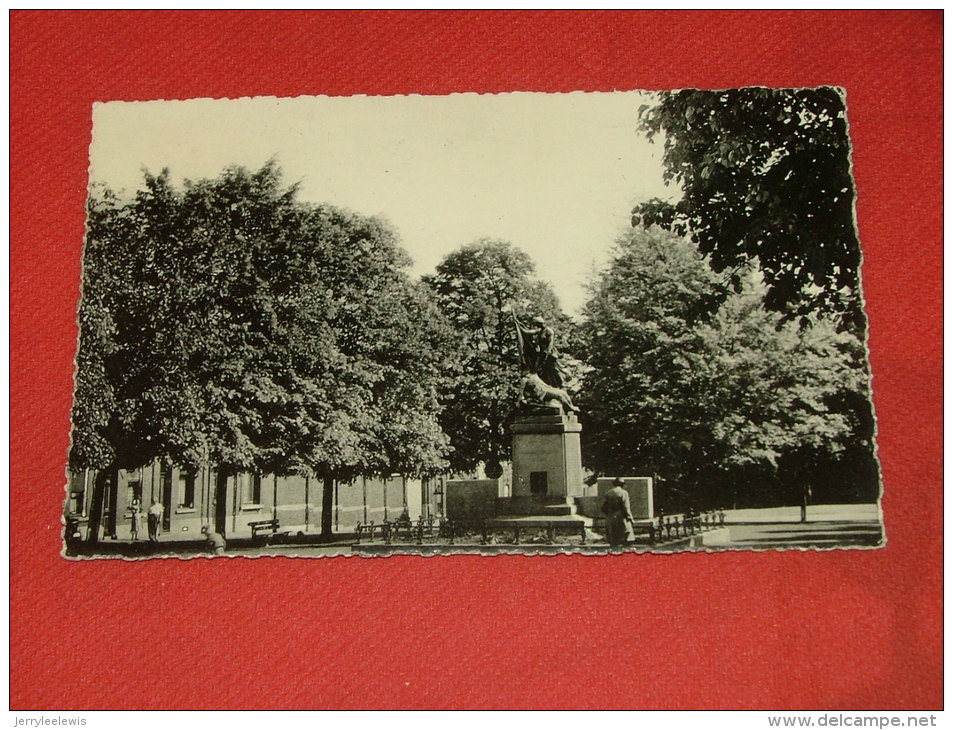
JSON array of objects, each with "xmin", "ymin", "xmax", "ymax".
[
  {"xmin": 574, "ymin": 495, "xmax": 604, "ymax": 519},
  {"xmin": 445, "ymin": 479, "xmax": 501, "ymax": 520},
  {"xmin": 596, "ymin": 477, "xmax": 654, "ymax": 520},
  {"xmin": 700, "ymin": 527, "xmax": 731, "ymax": 546},
  {"xmin": 496, "ymin": 495, "xmax": 576, "ymax": 516},
  {"xmin": 485, "ymin": 514, "xmax": 592, "ymax": 530}
]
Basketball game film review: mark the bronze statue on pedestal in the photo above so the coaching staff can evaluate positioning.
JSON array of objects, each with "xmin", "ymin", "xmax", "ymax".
[{"xmin": 512, "ymin": 313, "xmax": 576, "ymax": 413}]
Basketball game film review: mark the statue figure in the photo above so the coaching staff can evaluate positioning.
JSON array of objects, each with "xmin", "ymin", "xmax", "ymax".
[
  {"xmin": 512, "ymin": 313, "xmax": 576, "ymax": 413},
  {"xmin": 522, "ymin": 372, "xmax": 576, "ymax": 414},
  {"xmin": 513, "ymin": 314, "xmax": 567, "ymax": 389}
]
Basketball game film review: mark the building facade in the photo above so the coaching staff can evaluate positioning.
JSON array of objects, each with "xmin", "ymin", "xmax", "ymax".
[{"xmin": 66, "ymin": 465, "xmax": 446, "ymax": 542}]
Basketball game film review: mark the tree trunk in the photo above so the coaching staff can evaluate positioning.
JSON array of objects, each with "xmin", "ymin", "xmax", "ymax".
[
  {"xmin": 86, "ymin": 466, "xmax": 114, "ymax": 544},
  {"xmin": 105, "ymin": 467, "xmax": 119, "ymax": 538},
  {"xmin": 214, "ymin": 468, "xmax": 231, "ymax": 536},
  {"xmin": 304, "ymin": 475, "xmax": 310, "ymax": 531},
  {"xmin": 800, "ymin": 484, "xmax": 809, "ymax": 523},
  {"xmin": 321, "ymin": 476, "xmax": 334, "ymax": 539}
]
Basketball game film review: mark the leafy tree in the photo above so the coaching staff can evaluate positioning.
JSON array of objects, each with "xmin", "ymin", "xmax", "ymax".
[
  {"xmin": 423, "ymin": 239, "xmax": 572, "ymax": 474},
  {"xmin": 70, "ymin": 163, "xmax": 451, "ymax": 539},
  {"xmin": 283, "ymin": 206, "xmax": 452, "ymax": 535},
  {"xmin": 70, "ymin": 186, "xmax": 165, "ymax": 540},
  {"xmin": 70, "ymin": 188, "xmax": 136, "ymax": 475},
  {"xmin": 698, "ymin": 288, "xmax": 866, "ymax": 516},
  {"xmin": 632, "ymin": 87, "xmax": 863, "ymax": 326},
  {"xmin": 576, "ymin": 226, "xmax": 872, "ymax": 513}
]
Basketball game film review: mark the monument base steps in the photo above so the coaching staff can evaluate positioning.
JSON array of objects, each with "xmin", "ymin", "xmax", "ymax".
[
  {"xmin": 494, "ymin": 495, "xmax": 581, "ymax": 517},
  {"xmin": 485, "ymin": 514, "xmax": 593, "ymax": 530}
]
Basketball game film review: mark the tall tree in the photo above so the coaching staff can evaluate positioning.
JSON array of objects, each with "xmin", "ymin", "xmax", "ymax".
[
  {"xmin": 424, "ymin": 239, "xmax": 572, "ymax": 474},
  {"xmin": 576, "ymin": 226, "xmax": 871, "ymax": 512},
  {"xmin": 70, "ymin": 186, "xmax": 159, "ymax": 541},
  {"xmin": 70, "ymin": 163, "xmax": 451, "ymax": 539},
  {"xmin": 632, "ymin": 87, "xmax": 862, "ymax": 326},
  {"xmin": 284, "ymin": 204, "xmax": 452, "ymax": 535}
]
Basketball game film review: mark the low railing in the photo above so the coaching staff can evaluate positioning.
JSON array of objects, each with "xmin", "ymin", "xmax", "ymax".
[
  {"xmin": 354, "ymin": 517, "xmax": 588, "ymax": 546},
  {"xmin": 443, "ymin": 518, "xmax": 589, "ymax": 545},
  {"xmin": 648, "ymin": 510, "xmax": 726, "ymax": 543},
  {"xmin": 354, "ymin": 516, "xmax": 438, "ymax": 544},
  {"xmin": 353, "ymin": 509, "xmax": 727, "ymax": 546}
]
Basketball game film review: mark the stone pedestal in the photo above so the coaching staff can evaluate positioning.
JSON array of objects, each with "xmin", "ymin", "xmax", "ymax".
[
  {"xmin": 493, "ymin": 407, "xmax": 589, "ymax": 529},
  {"xmin": 510, "ymin": 408, "xmax": 584, "ymax": 499},
  {"xmin": 446, "ymin": 479, "xmax": 501, "ymax": 520}
]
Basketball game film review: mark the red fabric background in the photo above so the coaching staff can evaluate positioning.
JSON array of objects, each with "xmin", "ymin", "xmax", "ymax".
[{"xmin": 10, "ymin": 11, "xmax": 942, "ymax": 710}]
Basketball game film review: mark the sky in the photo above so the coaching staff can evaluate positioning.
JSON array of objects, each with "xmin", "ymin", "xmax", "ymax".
[{"xmin": 89, "ymin": 91, "xmax": 674, "ymax": 315}]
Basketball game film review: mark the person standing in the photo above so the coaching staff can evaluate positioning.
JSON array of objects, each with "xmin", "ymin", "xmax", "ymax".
[
  {"xmin": 602, "ymin": 478, "xmax": 635, "ymax": 548},
  {"xmin": 147, "ymin": 499, "xmax": 164, "ymax": 543},
  {"xmin": 202, "ymin": 525, "xmax": 226, "ymax": 556},
  {"xmin": 129, "ymin": 499, "xmax": 142, "ymax": 542}
]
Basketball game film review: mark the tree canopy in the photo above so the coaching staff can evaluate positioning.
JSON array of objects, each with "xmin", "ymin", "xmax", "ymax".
[
  {"xmin": 575, "ymin": 226, "xmax": 872, "ymax": 511},
  {"xmin": 632, "ymin": 87, "xmax": 863, "ymax": 326},
  {"xmin": 70, "ymin": 163, "xmax": 450, "ymax": 492}
]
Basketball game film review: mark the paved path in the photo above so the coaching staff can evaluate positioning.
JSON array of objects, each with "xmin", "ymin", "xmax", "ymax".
[
  {"xmin": 66, "ymin": 504, "xmax": 884, "ymax": 557},
  {"xmin": 722, "ymin": 503, "xmax": 881, "ymax": 524},
  {"xmin": 704, "ymin": 504, "xmax": 884, "ymax": 550},
  {"xmin": 721, "ymin": 520, "xmax": 884, "ymax": 549}
]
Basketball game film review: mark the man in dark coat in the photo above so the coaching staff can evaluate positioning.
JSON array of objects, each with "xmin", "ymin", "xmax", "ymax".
[{"xmin": 602, "ymin": 478, "xmax": 635, "ymax": 548}]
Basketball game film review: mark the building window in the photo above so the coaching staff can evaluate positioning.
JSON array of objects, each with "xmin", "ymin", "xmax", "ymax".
[
  {"xmin": 244, "ymin": 474, "xmax": 262, "ymax": 505},
  {"xmin": 434, "ymin": 477, "xmax": 445, "ymax": 518},
  {"xmin": 69, "ymin": 471, "xmax": 87, "ymax": 515},
  {"xmin": 127, "ymin": 480, "xmax": 143, "ymax": 505},
  {"xmin": 179, "ymin": 472, "xmax": 196, "ymax": 509},
  {"xmin": 70, "ymin": 489, "xmax": 85, "ymax": 515}
]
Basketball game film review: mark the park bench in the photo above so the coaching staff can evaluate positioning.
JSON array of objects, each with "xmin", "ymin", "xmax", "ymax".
[
  {"xmin": 249, "ymin": 519, "xmax": 280, "ymax": 541},
  {"xmin": 354, "ymin": 521, "xmax": 382, "ymax": 542}
]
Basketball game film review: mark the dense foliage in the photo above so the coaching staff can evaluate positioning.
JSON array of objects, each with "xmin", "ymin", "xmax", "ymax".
[
  {"xmin": 632, "ymin": 87, "xmax": 863, "ymax": 327},
  {"xmin": 575, "ymin": 226, "xmax": 876, "ymax": 511},
  {"xmin": 71, "ymin": 164, "xmax": 450, "ymax": 536},
  {"xmin": 72, "ymin": 116, "xmax": 880, "ymax": 531}
]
